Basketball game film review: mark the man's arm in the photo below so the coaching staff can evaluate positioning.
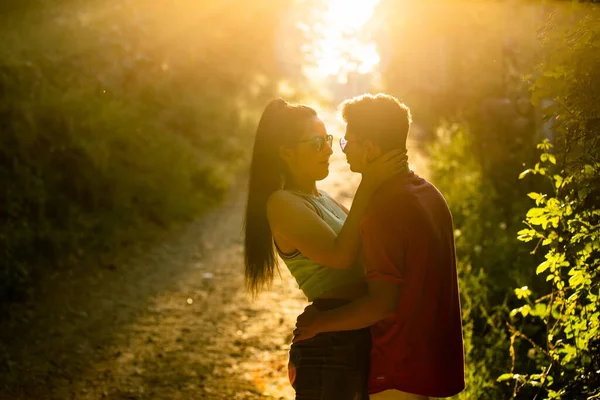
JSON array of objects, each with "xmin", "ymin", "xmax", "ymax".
[
  {"xmin": 293, "ymin": 280, "xmax": 401, "ymax": 342},
  {"xmin": 327, "ymin": 279, "xmax": 400, "ymax": 330},
  {"xmin": 293, "ymin": 212, "xmax": 405, "ymax": 342}
]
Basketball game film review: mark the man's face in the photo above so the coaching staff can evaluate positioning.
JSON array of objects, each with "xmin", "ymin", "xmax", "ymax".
[{"xmin": 341, "ymin": 124, "xmax": 368, "ymax": 173}]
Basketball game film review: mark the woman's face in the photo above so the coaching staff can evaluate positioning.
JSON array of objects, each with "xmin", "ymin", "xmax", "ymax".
[{"xmin": 281, "ymin": 116, "xmax": 333, "ymax": 182}]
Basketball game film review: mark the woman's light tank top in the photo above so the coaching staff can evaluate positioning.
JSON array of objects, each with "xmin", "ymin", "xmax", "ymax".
[{"xmin": 275, "ymin": 190, "xmax": 364, "ymax": 301}]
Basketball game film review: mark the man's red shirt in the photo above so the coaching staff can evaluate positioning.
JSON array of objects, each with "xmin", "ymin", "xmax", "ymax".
[{"xmin": 360, "ymin": 172, "xmax": 465, "ymax": 397}]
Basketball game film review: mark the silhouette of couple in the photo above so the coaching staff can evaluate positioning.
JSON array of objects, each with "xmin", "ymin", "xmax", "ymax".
[{"xmin": 244, "ymin": 93, "xmax": 465, "ymax": 400}]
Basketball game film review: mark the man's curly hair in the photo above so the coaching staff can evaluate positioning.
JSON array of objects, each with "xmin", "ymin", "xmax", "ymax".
[{"xmin": 340, "ymin": 93, "xmax": 412, "ymax": 152}]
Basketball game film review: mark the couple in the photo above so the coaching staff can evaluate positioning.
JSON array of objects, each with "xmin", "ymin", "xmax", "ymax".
[{"xmin": 243, "ymin": 93, "xmax": 465, "ymax": 400}]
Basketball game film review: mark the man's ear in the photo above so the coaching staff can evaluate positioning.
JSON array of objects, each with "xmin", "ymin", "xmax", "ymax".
[{"xmin": 363, "ymin": 140, "xmax": 382, "ymax": 162}]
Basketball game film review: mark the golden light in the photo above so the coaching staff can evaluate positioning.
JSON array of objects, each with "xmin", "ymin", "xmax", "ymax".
[{"xmin": 301, "ymin": 0, "xmax": 381, "ymax": 83}]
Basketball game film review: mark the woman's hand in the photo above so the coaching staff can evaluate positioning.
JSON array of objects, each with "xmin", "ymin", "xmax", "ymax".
[{"xmin": 360, "ymin": 149, "xmax": 409, "ymax": 192}]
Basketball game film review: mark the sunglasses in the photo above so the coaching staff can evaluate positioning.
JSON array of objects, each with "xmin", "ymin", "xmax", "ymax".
[
  {"xmin": 297, "ymin": 134, "xmax": 333, "ymax": 152},
  {"xmin": 339, "ymin": 136, "xmax": 349, "ymax": 152},
  {"xmin": 339, "ymin": 136, "xmax": 362, "ymax": 152}
]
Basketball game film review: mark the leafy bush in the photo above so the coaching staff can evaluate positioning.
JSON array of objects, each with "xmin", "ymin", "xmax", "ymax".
[
  {"xmin": 0, "ymin": 0, "xmax": 294, "ymax": 301},
  {"xmin": 503, "ymin": 144, "xmax": 599, "ymax": 399},
  {"xmin": 500, "ymin": 5, "xmax": 600, "ymax": 398}
]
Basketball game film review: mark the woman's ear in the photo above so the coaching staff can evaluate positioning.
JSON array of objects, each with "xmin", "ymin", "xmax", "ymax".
[{"xmin": 279, "ymin": 146, "xmax": 294, "ymax": 164}]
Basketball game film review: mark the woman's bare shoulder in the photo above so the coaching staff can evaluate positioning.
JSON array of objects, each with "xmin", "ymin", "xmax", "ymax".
[
  {"xmin": 267, "ymin": 189, "xmax": 297, "ymax": 208},
  {"xmin": 267, "ymin": 190, "xmax": 318, "ymax": 219}
]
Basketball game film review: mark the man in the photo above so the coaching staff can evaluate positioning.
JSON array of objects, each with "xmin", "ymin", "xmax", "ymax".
[{"xmin": 293, "ymin": 93, "xmax": 465, "ymax": 400}]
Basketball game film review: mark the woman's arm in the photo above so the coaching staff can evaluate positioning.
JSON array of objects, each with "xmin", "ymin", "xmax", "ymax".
[
  {"xmin": 267, "ymin": 185, "xmax": 373, "ymax": 269},
  {"xmin": 268, "ymin": 150, "xmax": 406, "ymax": 270}
]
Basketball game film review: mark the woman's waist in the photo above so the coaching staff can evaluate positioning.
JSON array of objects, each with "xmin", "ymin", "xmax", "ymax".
[
  {"xmin": 312, "ymin": 281, "xmax": 367, "ymax": 306},
  {"xmin": 290, "ymin": 264, "xmax": 365, "ymax": 301}
]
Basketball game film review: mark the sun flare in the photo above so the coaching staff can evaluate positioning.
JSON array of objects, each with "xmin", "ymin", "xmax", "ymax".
[{"xmin": 301, "ymin": 0, "xmax": 381, "ymax": 82}]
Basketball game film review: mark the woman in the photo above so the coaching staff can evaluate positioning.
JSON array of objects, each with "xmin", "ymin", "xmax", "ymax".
[{"xmin": 243, "ymin": 98, "xmax": 405, "ymax": 399}]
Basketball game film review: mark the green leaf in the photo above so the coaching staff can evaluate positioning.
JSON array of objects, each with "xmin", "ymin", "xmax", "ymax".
[
  {"xmin": 527, "ymin": 208, "xmax": 546, "ymax": 218},
  {"xmin": 554, "ymin": 175, "xmax": 563, "ymax": 189},
  {"xmin": 515, "ymin": 286, "xmax": 532, "ymax": 299},
  {"xmin": 534, "ymin": 303, "xmax": 547, "ymax": 316},
  {"xmin": 517, "ymin": 228, "xmax": 536, "ymax": 242},
  {"xmin": 579, "ymin": 187, "xmax": 590, "ymax": 201},
  {"xmin": 536, "ymin": 260, "xmax": 551, "ymax": 274},
  {"xmin": 537, "ymin": 140, "xmax": 553, "ymax": 151},
  {"xmin": 568, "ymin": 272, "xmax": 585, "ymax": 287},
  {"xmin": 519, "ymin": 169, "xmax": 532, "ymax": 179},
  {"xmin": 497, "ymin": 373, "xmax": 514, "ymax": 383}
]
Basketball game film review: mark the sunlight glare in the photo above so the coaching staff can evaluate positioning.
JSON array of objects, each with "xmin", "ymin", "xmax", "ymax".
[
  {"xmin": 303, "ymin": 0, "xmax": 381, "ymax": 83},
  {"xmin": 323, "ymin": 0, "xmax": 379, "ymax": 30}
]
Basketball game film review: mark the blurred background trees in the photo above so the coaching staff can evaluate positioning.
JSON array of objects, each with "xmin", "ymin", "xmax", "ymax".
[{"xmin": 0, "ymin": 0, "xmax": 302, "ymax": 301}]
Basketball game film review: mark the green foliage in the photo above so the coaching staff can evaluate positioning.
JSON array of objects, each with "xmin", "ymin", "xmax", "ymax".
[
  {"xmin": 501, "ymin": 5, "xmax": 600, "ymax": 398},
  {"xmin": 0, "ymin": 0, "xmax": 293, "ymax": 301},
  {"xmin": 427, "ymin": 122, "xmax": 530, "ymax": 400},
  {"xmin": 505, "ymin": 144, "xmax": 599, "ymax": 399}
]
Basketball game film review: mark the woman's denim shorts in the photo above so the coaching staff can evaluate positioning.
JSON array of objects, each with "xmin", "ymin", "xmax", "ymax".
[{"xmin": 288, "ymin": 299, "xmax": 371, "ymax": 400}]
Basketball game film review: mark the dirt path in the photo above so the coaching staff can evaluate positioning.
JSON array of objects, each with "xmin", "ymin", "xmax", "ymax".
[{"xmin": 0, "ymin": 112, "xmax": 427, "ymax": 400}]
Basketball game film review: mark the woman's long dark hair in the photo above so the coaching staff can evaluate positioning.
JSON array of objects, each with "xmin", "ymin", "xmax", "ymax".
[{"xmin": 244, "ymin": 98, "xmax": 317, "ymax": 296}]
